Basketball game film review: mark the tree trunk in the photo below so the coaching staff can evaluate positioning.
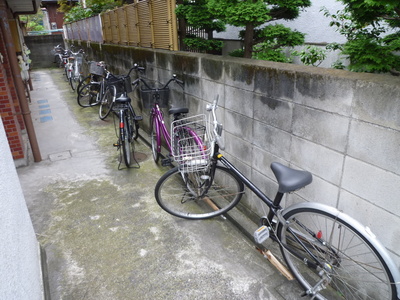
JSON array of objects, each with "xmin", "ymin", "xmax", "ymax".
[
  {"xmin": 176, "ymin": 0, "xmax": 186, "ymax": 51},
  {"xmin": 207, "ymin": 29, "xmax": 213, "ymax": 40},
  {"xmin": 243, "ymin": 23, "xmax": 254, "ymax": 58}
]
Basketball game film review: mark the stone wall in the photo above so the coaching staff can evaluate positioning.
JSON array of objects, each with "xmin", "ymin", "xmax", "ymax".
[
  {"xmin": 70, "ymin": 41, "xmax": 400, "ymax": 267},
  {"xmin": 25, "ymin": 34, "xmax": 64, "ymax": 69}
]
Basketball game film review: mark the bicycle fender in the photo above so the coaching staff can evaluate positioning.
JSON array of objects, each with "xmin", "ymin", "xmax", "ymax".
[{"xmin": 282, "ymin": 201, "xmax": 400, "ymax": 299}]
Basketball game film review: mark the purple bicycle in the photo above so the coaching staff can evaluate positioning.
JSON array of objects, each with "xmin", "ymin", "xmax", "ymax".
[{"xmin": 140, "ymin": 75, "xmax": 208, "ymax": 166}]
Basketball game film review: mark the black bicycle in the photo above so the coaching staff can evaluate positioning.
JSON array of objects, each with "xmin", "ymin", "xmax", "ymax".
[
  {"xmin": 77, "ymin": 61, "xmax": 108, "ymax": 108},
  {"xmin": 53, "ymin": 44, "xmax": 69, "ymax": 68},
  {"xmin": 110, "ymin": 65, "xmax": 144, "ymax": 168},
  {"xmin": 154, "ymin": 96, "xmax": 400, "ymax": 300}
]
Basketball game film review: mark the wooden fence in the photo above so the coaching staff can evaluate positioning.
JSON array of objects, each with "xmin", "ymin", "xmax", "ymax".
[{"xmin": 64, "ymin": 0, "xmax": 179, "ymax": 51}]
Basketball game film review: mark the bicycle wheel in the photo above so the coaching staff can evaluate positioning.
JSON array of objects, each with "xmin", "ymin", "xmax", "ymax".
[
  {"xmin": 127, "ymin": 106, "xmax": 139, "ymax": 140},
  {"xmin": 155, "ymin": 165, "xmax": 244, "ymax": 219},
  {"xmin": 121, "ymin": 112, "xmax": 134, "ymax": 168},
  {"xmin": 64, "ymin": 65, "xmax": 70, "ymax": 81},
  {"xmin": 70, "ymin": 73, "xmax": 82, "ymax": 91},
  {"xmin": 77, "ymin": 74, "xmax": 92, "ymax": 93},
  {"xmin": 99, "ymin": 85, "xmax": 116, "ymax": 120},
  {"xmin": 149, "ymin": 113, "xmax": 160, "ymax": 163},
  {"xmin": 54, "ymin": 55, "xmax": 63, "ymax": 68},
  {"xmin": 77, "ymin": 83, "xmax": 100, "ymax": 107},
  {"xmin": 277, "ymin": 203, "xmax": 397, "ymax": 300}
]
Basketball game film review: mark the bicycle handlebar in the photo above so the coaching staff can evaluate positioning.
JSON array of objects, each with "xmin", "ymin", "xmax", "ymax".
[
  {"xmin": 206, "ymin": 95, "xmax": 225, "ymax": 150},
  {"xmin": 106, "ymin": 64, "xmax": 142, "ymax": 81},
  {"xmin": 127, "ymin": 63, "xmax": 145, "ymax": 77},
  {"xmin": 138, "ymin": 73, "xmax": 184, "ymax": 90},
  {"xmin": 173, "ymin": 74, "xmax": 184, "ymax": 87}
]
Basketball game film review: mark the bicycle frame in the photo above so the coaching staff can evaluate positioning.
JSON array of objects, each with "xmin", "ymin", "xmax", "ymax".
[
  {"xmin": 151, "ymin": 104, "xmax": 172, "ymax": 154},
  {"xmin": 217, "ymin": 153, "xmax": 280, "ymax": 220},
  {"xmin": 212, "ymin": 153, "xmax": 327, "ymax": 269}
]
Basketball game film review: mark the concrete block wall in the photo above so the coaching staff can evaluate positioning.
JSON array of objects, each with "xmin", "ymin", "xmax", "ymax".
[
  {"xmin": 70, "ymin": 42, "xmax": 400, "ymax": 267},
  {"xmin": 25, "ymin": 35, "xmax": 64, "ymax": 69}
]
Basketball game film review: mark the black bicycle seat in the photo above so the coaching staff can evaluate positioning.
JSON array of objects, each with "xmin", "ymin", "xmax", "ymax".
[
  {"xmin": 168, "ymin": 107, "xmax": 188, "ymax": 115},
  {"xmin": 271, "ymin": 162, "xmax": 312, "ymax": 193},
  {"xmin": 115, "ymin": 96, "xmax": 131, "ymax": 103}
]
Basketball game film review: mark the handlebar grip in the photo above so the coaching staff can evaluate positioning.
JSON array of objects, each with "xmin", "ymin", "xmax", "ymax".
[
  {"xmin": 175, "ymin": 78, "xmax": 184, "ymax": 85},
  {"xmin": 216, "ymin": 135, "xmax": 225, "ymax": 150}
]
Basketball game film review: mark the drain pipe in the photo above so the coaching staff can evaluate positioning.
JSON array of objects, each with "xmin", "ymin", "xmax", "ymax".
[{"xmin": 0, "ymin": 3, "xmax": 41, "ymax": 162}]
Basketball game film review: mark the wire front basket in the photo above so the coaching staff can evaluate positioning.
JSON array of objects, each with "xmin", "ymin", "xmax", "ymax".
[
  {"xmin": 75, "ymin": 55, "xmax": 83, "ymax": 64},
  {"xmin": 171, "ymin": 114, "xmax": 211, "ymax": 172},
  {"xmin": 107, "ymin": 76, "xmax": 132, "ymax": 95},
  {"xmin": 140, "ymin": 87, "xmax": 169, "ymax": 109},
  {"xmin": 89, "ymin": 61, "xmax": 105, "ymax": 76}
]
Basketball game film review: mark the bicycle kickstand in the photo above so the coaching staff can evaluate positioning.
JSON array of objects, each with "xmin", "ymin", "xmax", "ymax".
[{"xmin": 161, "ymin": 155, "xmax": 173, "ymax": 166}]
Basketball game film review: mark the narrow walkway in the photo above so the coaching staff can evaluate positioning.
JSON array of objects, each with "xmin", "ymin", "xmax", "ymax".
[{"xmin": 17, "ymin": 69, "xmax": 302, "ymax": 299}]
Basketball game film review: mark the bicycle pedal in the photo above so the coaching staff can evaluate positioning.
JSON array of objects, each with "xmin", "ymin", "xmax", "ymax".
[
  {"xmin": 161, "ymin": 158, "xmax": 172, "ymax": 166},
  {"xmin": 134, "ymin": 115, "xmax": 143, "ymax": 121},
  {"xmin": 254, "ymin": 225, "xmax": 270, "ymax": 244},
  {"xmin": 113, "ymin": 143, "xmax": 120, "ymax": 147}
]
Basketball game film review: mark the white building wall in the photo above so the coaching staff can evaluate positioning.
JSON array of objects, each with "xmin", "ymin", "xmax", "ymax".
[
  {"xmin": 0, "ymin": 118, "xmax": 43, "ymax": 300},
  {"xmin": 214, "ymin": 0, "xmax": 346, "ymax": 44}
]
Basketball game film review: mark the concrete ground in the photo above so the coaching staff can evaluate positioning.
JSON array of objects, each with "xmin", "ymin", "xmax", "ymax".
[{"xmin": 17, "ymin": 69, "xmax": 304, "ymax": 300}]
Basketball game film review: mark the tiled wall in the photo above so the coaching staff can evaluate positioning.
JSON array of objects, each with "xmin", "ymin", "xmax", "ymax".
[{"xmin": 0, "ymin": 32, "xmax": 25, "ymax": 160}]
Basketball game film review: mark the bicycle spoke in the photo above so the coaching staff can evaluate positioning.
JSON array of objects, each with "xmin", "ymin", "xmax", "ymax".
[
  {"xmin": 278, "ymin": 208, "xmax": 395, "ymax": 300},
  {"xmin": 155, "ymin": 166, "xmax": 244, "ymax": 219}
]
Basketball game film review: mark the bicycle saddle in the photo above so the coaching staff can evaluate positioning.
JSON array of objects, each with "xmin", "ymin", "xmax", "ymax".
[
  {"xmin": 115, "ymin": 96, "xmax": 131, "ymax": 103},
  {"xmin": 169, "ymin": 107, "xmax": 188, "ymax": 115},
  {"xmin": 271, "ymin": 162, "xmax": 312, "ymax": 193}
]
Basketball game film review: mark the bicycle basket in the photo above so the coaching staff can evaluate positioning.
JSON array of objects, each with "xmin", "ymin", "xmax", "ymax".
[
  {"xmin": 140, "ymin": 87, "xmax": 169, "ymax": 109},
  {"xmin": 75, "ymin": 55, "xmax": 83, "ymax": 64},
  {"xmin": 171, "ymin": 114, "xmax": 211, "ymax": 172},
  {"xmin": 89, "ymin": 61, "xmax": 105, "ymax": 76},
  {"xmin": 107, "ymin": 76, "xmax": 132, "ymax": 95}
]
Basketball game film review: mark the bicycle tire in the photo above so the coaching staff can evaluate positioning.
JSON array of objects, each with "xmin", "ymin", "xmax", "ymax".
[
  {"xmin": 99, "ymin": 85, "xmax": 116, "ymax": 120},
  {"xmin": 276, "ymin": 203, "xmax": 397, "ymax": 300},
  {"xmin": 77, "ymin": 74, "xmax": 92, "ymax": 93},
  {"xmin": 70, "ymin": 74, "xmax": 81, "ymax": 91},
  {"xmin": 69, "ymin": 74, "xmax": 74, "ymax": 90},
  {"xmin": 150, "ymin": 113, "xmax": 160, "ymax": 163},
  {"xmin": 121, "ymin": 112, "xmax": 134, "ymax": 168},
  {"xmin": 155, "ymin": 165, "xmax": 244, "ymax": 219},
  {"xmin": 127, "ymin": 106, "xmax": 139, "ymax": 140},
  {"xmin": 64, "ymin": 66, "xmax": 69, "ymax": 81},
  {"xmin": 55, "ymin": 55, "xmax": 63, "ymax": 68},
  {"xmin": 77, "ymin": 83, "xmax": 101, "ymax": 107}
]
